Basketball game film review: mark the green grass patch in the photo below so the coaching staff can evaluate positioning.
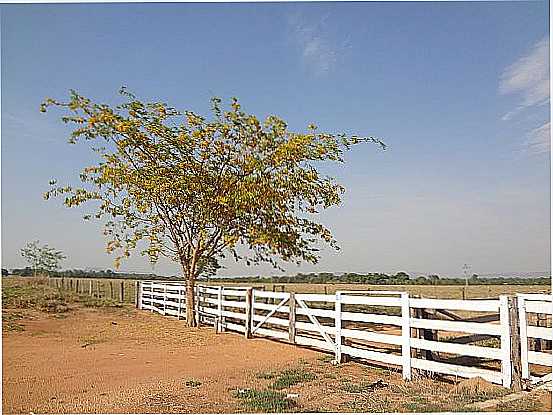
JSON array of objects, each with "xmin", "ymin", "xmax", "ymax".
[
  {"xmin": 270, "ymin": 368, "xmax": 316, "ymax": 390},
  {"xmin": 256, "ymin": 371, "xmax": 276, "ymax": 380},
  {"xmin": 234, "ymin": 389, "xmax": 296, "ymax": 412}
]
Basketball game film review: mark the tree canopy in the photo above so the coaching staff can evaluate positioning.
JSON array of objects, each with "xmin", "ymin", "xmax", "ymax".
[
  {"xmin": 41, "ymin": 88, "xmax": 384, "ymax": 325},
  {"xmin": 20, "ymin": 240, "xmax": 66, "ymax": 276}
]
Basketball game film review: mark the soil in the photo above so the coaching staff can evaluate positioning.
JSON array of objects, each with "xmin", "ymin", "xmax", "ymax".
[
  {"xmin": 2, "ymin": 304, "xmax": 552, "ymax": 414},
  {"xmin": 2, "ymin": 305, "xmax": 319, "ymax": 414}
]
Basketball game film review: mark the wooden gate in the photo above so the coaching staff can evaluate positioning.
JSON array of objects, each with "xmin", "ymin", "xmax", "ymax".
[{"xmin": 517, "ymin": 293, "xmax": 553, "ymax": 389}]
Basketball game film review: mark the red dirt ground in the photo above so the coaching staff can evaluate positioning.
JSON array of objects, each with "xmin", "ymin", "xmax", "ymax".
[
  {"xmin": 2, "ymin": 306, "xmax": 320, "ymax": 414},
  {"xmin": 3, "ymin": 304, "xmax": 551, "ymax": 414}
]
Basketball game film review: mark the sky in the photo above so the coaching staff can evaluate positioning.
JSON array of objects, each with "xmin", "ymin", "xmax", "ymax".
[{"xmin": 0, "ymin": 1, "xmax": 550, "ymax": 278}]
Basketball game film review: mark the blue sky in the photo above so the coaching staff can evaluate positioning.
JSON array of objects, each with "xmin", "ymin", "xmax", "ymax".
[{"xmin": 1, "ymin": 1, "xmax": 550, "ymax": 277}]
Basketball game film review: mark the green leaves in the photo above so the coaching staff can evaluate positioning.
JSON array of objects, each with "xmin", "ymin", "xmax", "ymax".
[
  {"xmin": 41, "ymin": 88, "xmax": 384, "ymax": 278},
  {"xmin": 20, "ymin": 240, "xmax": 66, "ymax": 276}
]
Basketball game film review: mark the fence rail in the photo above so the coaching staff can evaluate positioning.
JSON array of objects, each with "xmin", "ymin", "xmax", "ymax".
[
  {"xmin": 517, "ymin": 293, "xmax": 553, "ymax": 385},
  {"xmin": 136, "ymin": 280, "xmax": 552, "ymax": 389}
]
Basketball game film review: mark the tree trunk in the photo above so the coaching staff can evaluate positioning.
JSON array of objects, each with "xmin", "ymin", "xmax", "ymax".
[{"xmin": 185, "ymin": 274, "xmax": 196, "ymax": 327}]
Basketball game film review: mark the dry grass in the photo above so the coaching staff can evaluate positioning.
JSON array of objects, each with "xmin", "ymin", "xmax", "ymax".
[{"xmin": 213, "ymin": 282, "xmax": 550, "ymax": 299}]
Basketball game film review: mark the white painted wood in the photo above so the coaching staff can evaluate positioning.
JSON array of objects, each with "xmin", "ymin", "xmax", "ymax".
[
  {"xmin": 341, "ymin": 345, "xmax": 403, "ymax": 366},
  {"xmin": 225, "ymin": 322, "xmax": 246, "ymax": 333},
  {"xmin": 254, "ymin": 291, "xmax": 289, "ymax": 299},
  {"xmin": 296, "ymin": 298, "xmax": 336, "ymax": 350},
  {"xmin": 296, "ymin": 307, "xmax": 335, "ymax": 319},
  {"xmin": 401, "ymin": 293, "xmax": 411, "ymax": 380},
  {"xmin": 525, "ymin": 301, "xmax": 553, "ymax": 314},
  {"xmin": 252, "ymin": 297, "xmax": 290, "ymax": 333},
  {"xmin": 341, "ymin": 328, "xmax": 403, "ymax": 345},
  {"xmin": 296, "ymin": 335, "xmax": 334, "ymax": 351},
  {"xmin": 527, "ymin": 326, "xmax": 553, "ymax": 341},
  {"xmin": 253, "ymin": 302, "xmax": 291, "ymax": 313},
  {"xmin": 411, "ymin": 338, "xmax": 503, "ymax": 360},
  {"xmin": 253, "ymin": 314, "xmax": 289, "ymax": 326},
  {"xmin": 341, "ymin": 295, "xmax": 402, "ymax": 307},
  {"xmin": 335, "ymin": 292, "xmax": 342, "ymax": 362},
  {"xmin": 222, "ymin": 289, "xmax": 248, "ymax": 297},
  {"xmin": 296, "ymin": 293, "xmax": 335, "ymax": 303},
  {"xmin": 410, "ymin": 318, "xmax": 502, "ymax": 335},
  {"xmin": 517, "ymin": 293, "xmax": 552, "ymax": 301},
  {"xmin": 341, "ymin": 311, "xmax": 402, "ymax": 326},
  {"xmin": 221, "ymin": 300, "xmax": 247, "ymax": 309},
  {"xmin": 411, "ymin": 358, "xmax": 503, "ymax": 385},
  {"xmin": 528, "ymin": 351, "xmax": 553, "ymax": 366},
  {"xmin": 410, "ymin": 298, "xmax": 500, "ymax": 312},
  {"xmin": 295, "ymin": 321, "xmax": 335, "ymax": 333},
  {"xmin": 499, "ymin": 295, "xmax": 512, "ymax": 388},
  {"xmin": 218, "ymin": 286, "xmax": 223, "ymax": 332},
  {"xmin": 518, "ymin": 297, "xmax": 529, "ymax": 379},
  {"xmin": 255, "ymin": 327, "xmax": 289, "ymax": 340}
]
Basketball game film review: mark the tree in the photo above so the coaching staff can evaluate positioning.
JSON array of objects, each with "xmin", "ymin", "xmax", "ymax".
[
  {"xmin": 20, "ymin": 240, "xmax": 66, "ymax": 277},
  {"xmin": 2, "ymin": 268, "xmax": 9, "ymax": 277},
  {"xmin": 41, "ymin": 88, "xmax": 384, "ymax": 326}
]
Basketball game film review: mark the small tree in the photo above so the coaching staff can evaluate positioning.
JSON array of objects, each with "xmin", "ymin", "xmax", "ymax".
[
  {"xmin": 41, "ymin": 88, "xmax": 384, "ymax": 326},
  {"xmin": 20, "ymin": 240, "xmax": 66, "ymax": 277}
]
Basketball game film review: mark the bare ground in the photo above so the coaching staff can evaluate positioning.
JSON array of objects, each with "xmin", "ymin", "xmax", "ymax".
[{"xmin": 2, "ymin": 288, "xmax": 551, "ymax": 413}]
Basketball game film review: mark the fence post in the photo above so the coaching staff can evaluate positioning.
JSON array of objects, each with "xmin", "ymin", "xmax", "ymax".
[
  {"xmin": 245, "ymin": 288, "xmax": 253, "ymax": 339},
  {"xmin": 508, "ymin": 296, "xmax": 523, "ymax": 391},
  {"xmin": 288, "ymin": 292, "xmax": 296, "ymax": 344},
  {"xmin": 518, "ymin": 296, "xmax": 529, "ymax": 379},
  {"xmin": 401, "ymin": 292, "xmax": 412, "ymax": 381},
  {"xmin": 134, "ymin": 281, "xmax": 139, "ymax": 307},
  {"xmin": 217, "ymin": 286, "xmax": 224, "ymax": 332},
  {"xmin": 119, "ymin": 281, "xmax": 124, "ymax": 303},
  {"xmin": 89, "ymin": 280, "xmax": 93, "ymax": 296},
  {"xmin": 161, "ymin": 283, "xmax": 166, "ymax": 316},
  {"xmin": 335, "ymin": 291, "xmax": 343, "ymax": 363},
  {"xmin": 177, "ymin": 284, "xmax": 183, "ymax": 318},
  {"xmin": 75, "ymin": 279, "xmax": 79, "ymax": 294},
  {"xmin": 137, "ymin": 281, "xmax": 142, "ymax": 309},
  {"xmin": 500, "ymin": 295, "xmax": 512, "ymax": 388}
]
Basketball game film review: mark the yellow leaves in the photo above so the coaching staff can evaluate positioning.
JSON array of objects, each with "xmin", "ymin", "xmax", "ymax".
[{"xmin": 115, "ymin": 122, "xmax": 130, "ymax": 133}]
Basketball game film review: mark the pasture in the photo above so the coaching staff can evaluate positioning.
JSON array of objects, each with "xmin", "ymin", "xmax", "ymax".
[{"xmin": 2, "ymin": 277, "xmax": 552, "ymax": 413}]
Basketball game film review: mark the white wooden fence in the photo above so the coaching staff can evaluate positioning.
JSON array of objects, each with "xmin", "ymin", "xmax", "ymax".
[
  {"xmin": 138, "ymin": 281, "xmax": 552, "ymax": 389},
  {"xmin": 517, "ymin": 293, "xmax": 553, "ymax": 386}
]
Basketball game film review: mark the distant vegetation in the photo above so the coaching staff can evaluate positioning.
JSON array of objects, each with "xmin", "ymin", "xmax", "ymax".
[
  {"xmin": 210, "ymin": 272, "xmax": 551, "ymax": 286},
  {"xmin": 5, "ymin": 269, "xmax": 550, "ymax": 285}
]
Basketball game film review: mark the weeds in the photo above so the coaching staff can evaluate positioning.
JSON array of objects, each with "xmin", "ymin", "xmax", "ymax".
[
  {"xmin": 256, "ymin": 371, "xmax": 276, "ymax": 380},
  {"xmin": 234, "ymin": 389, "xmax": 296, "ymax": 412},
  {"xmin": 270, "ymin": 368, "xmax": 316, "ymax": 390}
]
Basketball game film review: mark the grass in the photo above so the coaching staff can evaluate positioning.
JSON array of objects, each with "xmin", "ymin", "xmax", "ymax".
[
  {"xmin": 256, "ymin": 371, "xmax": 276, "ymax": 380},
  {"xmin": 2, "ymin": 277, "xmax": 127, "ymax": 332},
  {"xmin": 234, "ymin": 389, "xmax": 296, "ymax": 412},
  {"xmin": 270, "ymin": 368, "xmax": 316, "ymax": 390},
  {"xmin": 184, "ymin": 379, "xmax": 202, "ymax": 387}
]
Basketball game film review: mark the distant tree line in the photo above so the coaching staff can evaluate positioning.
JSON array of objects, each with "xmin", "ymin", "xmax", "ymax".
[
  {"xmin": 210, "ymin": 272, "xmax": 551, "ymax": 286},
  {"xmin": 7, "ymin": 267, "xmax": 173, "ymax": 280},
  {"xmin": 4, "ymin": 269, "xmax": 550, "ymax": 286}
]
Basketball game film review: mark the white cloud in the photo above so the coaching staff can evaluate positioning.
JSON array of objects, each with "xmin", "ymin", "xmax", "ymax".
[
  {"xmin": 287, "ymin": 13, "xmax": 344, "ymax": 76},
  {"xmin": 499, "ymin": 37, "xmax": 550, "ymax": 154},
  {"xmin": 499, "ymin": 37, "xmax": 549, "ymax": 110},
  {"xmin": 524, "ymin": 121, "xmax": 550, "ymax": 155}
]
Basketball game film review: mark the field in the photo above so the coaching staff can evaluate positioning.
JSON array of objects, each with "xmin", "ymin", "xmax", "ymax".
[
  {"xmin": 2, "ymin": 277, "xmax": 552, "ymax": 413},
  {"xmin": 213, "ymin": 282, "xmax": 551, "ymax": 299},
  {"xmin": 45, "ymin": 276, "xmax": 551, "ymax": 305}
]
